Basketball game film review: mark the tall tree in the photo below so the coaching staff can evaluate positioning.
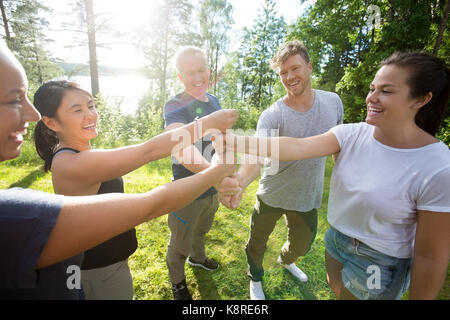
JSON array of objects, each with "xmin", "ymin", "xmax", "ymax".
[
  {"xmin": 84, "ymin": 0, "xmax": 99, "ymax": 96},
  {"xmin": 58, "ymin": 0, "xmax": 117, "ymax": 97},
  {"xmin": 199, "ymin": 0, "xmax": 234, "ymax": 95},
  {"xmin": 0, "ymin": 0, "xmax": 11, "ymax": 42},
  {"xmin": 138, "ymin": 0, "xmax": 197, "ymax": 109},
  {"xmin": 433, "ymin": 0, "xmax": 450, "ymax": 55},
  {"xmin": 1, "ymin": 0, "xmax": 62, "ymax": 86},
  {"xmin": 239, "ymin": 0, "xmax": 286, "ymax": 110}
]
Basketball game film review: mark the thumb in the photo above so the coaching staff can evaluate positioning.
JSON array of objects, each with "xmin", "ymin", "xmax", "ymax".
[{"xmin": 230, "ymin": 191, "xmax": 242, "ymax": 209}]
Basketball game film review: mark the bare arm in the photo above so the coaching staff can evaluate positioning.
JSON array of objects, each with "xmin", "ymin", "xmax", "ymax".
[
  {"xmin": 236, "ymin": 154, "xmax": 263, "ymax": 188},
  {"xmin": 52, "ymin": 109, "xmax": 238, "ymax": 186},
  {"xmin": 229, "ymin": 130, "xmax": 341, "ymax": 161},
  {"xmin": 35, "ymin": 158, "xmax": 235, "ymax": 270},
  {"xmin": 409, "ymin": 210, "xmax": 450, "ymax": 299},
  {"xmin": 217, "ymin": 154, "xmax": 262, "ymax": 209},
  {"xmin": 166, "ymin": 122, "xmax": 211, "ymax": 174}
]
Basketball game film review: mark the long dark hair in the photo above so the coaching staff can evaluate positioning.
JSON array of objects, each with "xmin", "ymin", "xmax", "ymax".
[
  {"xmin": 33, "ymin": 80, "xmax": 92, "ymax": 172},
  {"xmin": 380, "ymin": 51, "xmax": 449, "ymax": 136}
]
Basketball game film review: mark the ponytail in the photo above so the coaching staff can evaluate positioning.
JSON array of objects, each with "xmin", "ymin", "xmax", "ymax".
[
  {"xmin": 34, "ymin": 121, "xmax": 59, "ymax": 172},
  {"xmin": 415, "ymin": 66, "xmax": 450, "ymax": 136}
]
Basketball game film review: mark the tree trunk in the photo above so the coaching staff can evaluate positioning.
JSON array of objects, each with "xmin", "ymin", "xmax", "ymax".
[
  {"xmin": 160, "ymin": 6, "xmax": 170, "ymax": 106},
  {"xmin": 434, "ymin": 0, "xmax": 450, "ymax": 55},
  {"xmin": 0, "ymin": 0, "xmax": 11, "ymax": 42},
  {"xmin": 31, "ymin": 31, "xmax": 43, "ymax": 83},
  {"xmin": 85, "ymin": 0, "xmax": 99, "ymax": 97},
  {"xmin": 214, "ymin": 42, "xmax": 219, "ymax": 95}
]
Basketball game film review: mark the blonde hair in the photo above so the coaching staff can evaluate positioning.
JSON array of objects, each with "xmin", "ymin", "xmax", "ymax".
[{"xmin": 270, "ymin": 40, "xmax": 311, "ymax": 70}]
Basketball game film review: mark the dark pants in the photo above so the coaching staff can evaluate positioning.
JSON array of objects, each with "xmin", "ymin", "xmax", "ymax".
[{"xmin": 246, "ymin": 196, "xmax": 318, "ymax": 282}]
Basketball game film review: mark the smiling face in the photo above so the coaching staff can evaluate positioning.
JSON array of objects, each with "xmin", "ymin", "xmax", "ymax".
[
  {"xmin": 366, "ymin": 65, "xmax": 421, "ymax": 129},
  {"xmin": 177, "ymin": 52, "xmax": 210, "ymax": 99},
  {"xmin": 0, "ymin": 49, "xmax": 40, "ymax": 162},
  {"xmin": 278, "ymin": 54, "xmax": 312, "ymax": 98},
  {"xmin": 45, "ymin": 89, "xmax": 98, "ymax": 146}
]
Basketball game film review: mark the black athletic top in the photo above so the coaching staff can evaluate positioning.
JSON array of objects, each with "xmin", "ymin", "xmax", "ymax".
[{"xmin": 52, "ymin": 148, "xmax": 138, "ymax": 270}]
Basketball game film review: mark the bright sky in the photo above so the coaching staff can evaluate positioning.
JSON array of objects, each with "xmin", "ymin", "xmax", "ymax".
[{"xmin": 43, "ymin": 0, "xmax": 314, "ymax": 69}]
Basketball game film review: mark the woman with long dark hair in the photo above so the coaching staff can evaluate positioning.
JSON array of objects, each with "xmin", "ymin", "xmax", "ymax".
[{"xmin": 31, "ymin": 80, "xmax": 240, "ymax": 299}]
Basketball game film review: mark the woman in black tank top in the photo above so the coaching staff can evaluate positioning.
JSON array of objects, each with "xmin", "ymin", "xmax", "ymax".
[
  {"xmin": 52, "ymin": 148, "xmax": 138, "ymax": 272},
  {"xmin": 32, "ymin": 81, "xmax": 239, "ymax": 299}
]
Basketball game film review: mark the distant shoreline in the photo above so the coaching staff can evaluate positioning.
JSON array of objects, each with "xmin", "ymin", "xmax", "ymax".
[{"xmin": 57, "ymin": 62, "xmax": 147, "ymax": 78}]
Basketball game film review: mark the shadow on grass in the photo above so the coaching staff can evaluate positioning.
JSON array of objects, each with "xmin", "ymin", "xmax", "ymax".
[
  {"xmin": 191, "ymin": 267, "xmax": 221, "ymax": 300},
  {"xmin": 7, "ymin": 168, "xmax": 46, "ymax": 189}
]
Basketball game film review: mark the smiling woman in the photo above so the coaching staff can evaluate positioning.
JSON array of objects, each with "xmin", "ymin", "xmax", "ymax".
[{"xmin": 0, "ymin": 49, "xmax": 41, "ymax": 162}]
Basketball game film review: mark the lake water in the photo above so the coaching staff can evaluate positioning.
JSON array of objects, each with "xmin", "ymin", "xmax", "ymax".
[{"xmin": 71, "ymin": 75, "xmax": 151, "ymax": 115}]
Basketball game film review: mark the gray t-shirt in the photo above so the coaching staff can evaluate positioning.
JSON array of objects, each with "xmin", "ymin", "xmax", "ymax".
[{"xmin": 255, "ymin": 89, "xmax": 344, "ymax": 212}]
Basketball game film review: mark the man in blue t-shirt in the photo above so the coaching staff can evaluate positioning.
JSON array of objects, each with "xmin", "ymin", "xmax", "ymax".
[{"xmin": 163, "ymin": 46, "xmax": 222, "ymax": 300}]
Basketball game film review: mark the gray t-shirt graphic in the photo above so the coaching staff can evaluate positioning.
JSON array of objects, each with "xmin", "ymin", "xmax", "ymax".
[{"xmin": 255, "ymin": 89, "xmax": 344, "ymax": 212}]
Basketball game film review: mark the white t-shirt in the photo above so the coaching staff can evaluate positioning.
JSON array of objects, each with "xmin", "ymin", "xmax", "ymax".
[
  {"xmin": 328, "ymin": 122, "xmax": 450, "ymax": 259},
  {"xmin": 256, "ymin": 90, "xmax": 344, "ymax": 212}
]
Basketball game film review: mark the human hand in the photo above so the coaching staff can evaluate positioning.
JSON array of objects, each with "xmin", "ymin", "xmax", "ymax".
[
  {"xmin": 214, "ymin": 174, "xmax": 241, "ymax": 195},
  {"xmin": 219, "ymin": 188, "xmax": 243, "ymax": 209},
  {"xmin": 218, "ymin": 173, "xmax": 244, "ymax": 209},
  {"xmin": 210, "ymin": 147, "xmax": 236, "ymax": 179},
  {"xmin": 204, "ymin": 109, "xmax": 239, "ymax": 134}
]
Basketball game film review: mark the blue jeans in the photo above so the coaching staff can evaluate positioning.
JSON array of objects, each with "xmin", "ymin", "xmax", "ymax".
[{"xmin": 324, "ymin": 227, "xmax": 412, "ymax": 300}]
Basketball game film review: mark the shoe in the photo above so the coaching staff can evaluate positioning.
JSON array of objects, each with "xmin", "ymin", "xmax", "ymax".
[
  {"xmin": 249, "ymin": 280, "xmax": 265, "ymax": 300},
  {"xmin": 277, "ymin": 256, "xmax": 308, "ymax": 282},
  {"xmin": 171, "ymin": 279, "xmax": 192, "ymax": 300},
  {"xmin": 187, "ymin": 257, "xmax": 219, "ymax": 271}
]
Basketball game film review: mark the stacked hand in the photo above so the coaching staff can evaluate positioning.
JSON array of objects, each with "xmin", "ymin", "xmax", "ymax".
[
  {"xmin": 210, "ymin": 131, "xmax": 243, "ymax": 209},
  {"xmin": 204, "ymin": 109, "xmax": 239, "ymax": 134},
  {"xmin": 216, "ymin": 173, "xmax": 243, "ymax": 209}
]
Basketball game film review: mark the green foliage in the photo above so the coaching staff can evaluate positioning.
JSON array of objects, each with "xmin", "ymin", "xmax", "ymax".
[
  {"xmin": 288, "ymin": 0, "xmax": 450, "ymax": 134},
  {"xmin": 436, "ymin": 114, "xmax": 450, "ymax": 146},
  {"xmin": 3, "ymin": 0, "xmax": 63, "ymax": 86},
  {"xmin": 239, "ymin": 0, "xmax": 286, "ymax": 111},
  {"xmin": 199, "ymin": 0, "xmax": 234, "ymax": 95},
  {"xmin": 135, "ymin": 90, "xmax": 165, "ymax": 140},
  {"xmin": 92, "ymin": 94, "xmax": 140, "ymax": 148}
]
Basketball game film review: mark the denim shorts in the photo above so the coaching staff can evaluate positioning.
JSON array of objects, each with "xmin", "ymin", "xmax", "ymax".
[{"xmin": 324, "ymin": 227, "xmax": 412, "ymax": 300}]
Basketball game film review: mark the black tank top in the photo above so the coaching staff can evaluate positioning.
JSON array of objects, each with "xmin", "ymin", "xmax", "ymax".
[{"xmin": 52, "ymin": 148, "xmax": 138, "ymax": 270}]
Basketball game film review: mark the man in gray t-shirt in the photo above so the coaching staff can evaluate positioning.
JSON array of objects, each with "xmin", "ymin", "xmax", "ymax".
[{"xmin": 218, "ymin": 40, "xmax": 343, "ymax": 300}]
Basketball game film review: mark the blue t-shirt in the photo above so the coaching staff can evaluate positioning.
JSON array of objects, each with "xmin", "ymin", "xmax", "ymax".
[
  {"xmin": 163, "ymin": 92, "xmax": 221, "ymax": 200},
  {"xmin": 0, "ymin": 188, "xmax": 84, "ymax": 299}
]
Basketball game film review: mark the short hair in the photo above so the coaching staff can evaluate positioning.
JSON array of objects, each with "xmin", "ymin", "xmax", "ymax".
[
  {"xmin": 270, "ymin": 40, "xmax": 311, "ymax": 70},
  {"xmin": 174, "ymin": 46, "xmax": 208, "ymax": 73}
]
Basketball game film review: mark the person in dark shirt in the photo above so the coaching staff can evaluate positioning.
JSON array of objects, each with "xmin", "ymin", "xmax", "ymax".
[{"xmin": 163, "ymin": 46, "xmax": 239, "ymax": 300}]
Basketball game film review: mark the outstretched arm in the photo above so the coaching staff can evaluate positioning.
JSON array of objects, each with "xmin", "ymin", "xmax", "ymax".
[
  {"xmin": 36, "ymin": 156, "xmax": 236, "ymax": 270},
  {"xmin": 52, "ymin": 109, "xmax": 238, "ymax": 186},
  {"xmin": 224, "ymin": 129, "xmax": 341, "ymax": 161}
]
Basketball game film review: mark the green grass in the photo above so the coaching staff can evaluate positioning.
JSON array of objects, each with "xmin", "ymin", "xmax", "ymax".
[{"xmin": 1, "ymin": 156, "xmax": 448, "ymax": 300}]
